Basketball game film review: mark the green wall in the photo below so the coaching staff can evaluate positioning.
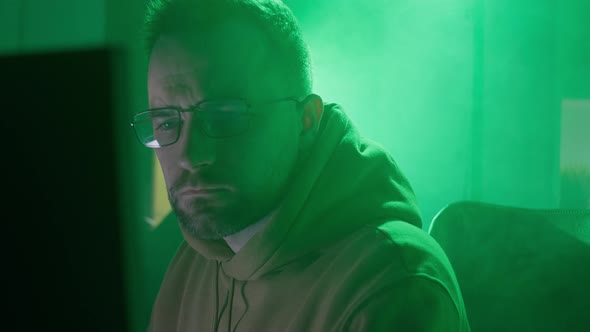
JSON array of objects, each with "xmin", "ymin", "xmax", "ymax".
[
  {"xmin": 287, "ymin": 0, "xmax": 589, "ymax": 226},
  {"xmin": 0, "ymin": 0, "xmax": 104, "ymax": 53}
]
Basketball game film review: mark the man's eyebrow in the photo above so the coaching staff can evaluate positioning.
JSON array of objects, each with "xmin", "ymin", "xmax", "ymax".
[
  {"xmin": 149, "ymin": 96, "xmax": 167, "ymax": 108},
  {"xmin": 150, "ymin": 77, "xmax": 200, "ymax": 108},
  {"xmin": 164, "ymin": 82, "xmax": 194, "ymax": 98}
]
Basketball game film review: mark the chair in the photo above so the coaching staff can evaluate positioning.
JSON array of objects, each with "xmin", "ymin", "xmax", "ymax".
[{"xmin": 428, "ymin": 201, "xmax": 590, "ymax": 332}]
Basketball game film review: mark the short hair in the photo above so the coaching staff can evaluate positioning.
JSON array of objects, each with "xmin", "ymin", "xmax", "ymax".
[{"xmin": 144, "ymin": 0, "xmax": 313, "ymax": 96}]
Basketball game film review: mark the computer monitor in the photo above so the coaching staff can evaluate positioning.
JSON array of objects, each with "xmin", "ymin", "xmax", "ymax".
[{"xmin": 1, "ymin": 48, "xmax": 127, "ymax": 331}]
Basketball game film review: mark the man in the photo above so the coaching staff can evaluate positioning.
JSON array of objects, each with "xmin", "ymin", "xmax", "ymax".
[{"xmin": 132, "ymin": 0, "xmax": 471, "ymax": 330}]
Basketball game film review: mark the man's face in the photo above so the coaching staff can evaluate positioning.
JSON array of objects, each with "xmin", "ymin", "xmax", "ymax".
[{"xmin": 148, "ymin": 21, "xmax": 303, "ymax": 239}]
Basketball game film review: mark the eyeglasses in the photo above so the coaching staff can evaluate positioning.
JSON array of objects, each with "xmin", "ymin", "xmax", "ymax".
[{"xmin": 130, "ymin": 96, "xmax": 301, "ymax": 148}]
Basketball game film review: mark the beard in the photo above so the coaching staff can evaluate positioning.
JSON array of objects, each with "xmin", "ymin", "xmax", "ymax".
[
  {"xmin": 169, "ymin": 189, "xmax": 267, "ymax": 240},
  {"xmin": 166, "ymin": 143, "xmax": 309, "ymax": 241}
]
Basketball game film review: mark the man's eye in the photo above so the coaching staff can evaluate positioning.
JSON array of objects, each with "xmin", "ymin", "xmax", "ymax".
[{"xmin": 155, "ymin": 118, "xmax": 181, "ymax": 131}]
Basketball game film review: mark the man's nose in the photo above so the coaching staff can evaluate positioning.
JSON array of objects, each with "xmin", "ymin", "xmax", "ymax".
[{"xmin": 177, "ymin": 119, "xmax": 216, "ymax": 171}]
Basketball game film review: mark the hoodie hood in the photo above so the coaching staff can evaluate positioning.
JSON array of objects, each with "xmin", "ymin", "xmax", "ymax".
[{"xmin": 180, "ymin": 103, "xmax": 422, "ymax": 280}]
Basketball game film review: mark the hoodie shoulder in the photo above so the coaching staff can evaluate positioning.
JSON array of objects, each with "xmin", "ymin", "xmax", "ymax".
[
  {"xmin": 324, "ymin": 221, "xmax": 469, "ymax": 331},
  {"xmin": 375, "ymin": 221, "xmax": 454, "ymax": 277},
  {"xmin": 332, "ymin": 221, "xmax": 455, "ymax": 284}
]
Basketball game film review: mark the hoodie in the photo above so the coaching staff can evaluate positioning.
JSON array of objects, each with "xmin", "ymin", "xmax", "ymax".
[{"xmin": 149, "ymin": 103, "xmax": 471, "ymax": 331}]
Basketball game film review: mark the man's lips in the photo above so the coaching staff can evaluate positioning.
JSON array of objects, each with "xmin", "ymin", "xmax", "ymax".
[{"xmin": 179, "ymin": 186, "xmax": 233, "ymax": 197}]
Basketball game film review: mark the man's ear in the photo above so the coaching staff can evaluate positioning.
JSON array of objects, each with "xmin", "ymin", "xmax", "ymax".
[{"xmin": 300, "ymin": 94, "xmax": 324, "ymax": 135}]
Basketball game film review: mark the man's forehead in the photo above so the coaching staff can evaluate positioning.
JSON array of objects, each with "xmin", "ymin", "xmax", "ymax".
[
  {"xmin": 148, "ymin": 63, "xmax": 202, "ymax": 101},
  {"xmin": 150, "ymin": 64, "xmax": 245, "ymax": 102},
  {"xmin": 156, "ymin": 20, "xmax": 270, "ymax": 70},
  {"xmin": 148, "ymin": 20, "xmax": 282, "ymax": 103},
  {"xmin": 149, "ymin": 36, "xmax": 203, "ymax": 71},
  {"xmin": 158, "ymin": 73, "xmax": 196, "ymax": 86},
  {"xmin": 161, "ymin": 79, "xmax": 197, "ymax": 100}
]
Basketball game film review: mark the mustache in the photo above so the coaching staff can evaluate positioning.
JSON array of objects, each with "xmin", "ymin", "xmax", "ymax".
[{"xmin": 168, "ymin": 170, "xmax": 233, "ymax": 196}]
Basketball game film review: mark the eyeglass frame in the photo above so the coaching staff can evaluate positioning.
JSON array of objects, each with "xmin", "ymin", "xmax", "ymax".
[{"xmin": 130, "ymin": 96, "xmax": 304, "ymax": 148}]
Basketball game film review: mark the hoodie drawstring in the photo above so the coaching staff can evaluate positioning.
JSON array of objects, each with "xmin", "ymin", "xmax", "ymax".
[
  {"xmin": 232, "ymin": 282, "xmax": 249, "ymax": 332},
  {"xmin": 215, "ymin": 262, "xmax": 240, "ymax": 332},
  {"xmin": 227, "ymin": 278, "xmax": 235, "ymax": 332},
  {"xmin": 214, "ymin": 262, "xmax": 230, "ymax": 332},
  {"xmin": 215, "ymin": 262, "xmax": 220, "ymax": 332}
]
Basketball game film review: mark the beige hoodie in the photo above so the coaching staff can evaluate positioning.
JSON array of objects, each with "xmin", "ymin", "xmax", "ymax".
[{"xmin": 149, "ymin": 103, "xmax": 471, "ymax": 331}]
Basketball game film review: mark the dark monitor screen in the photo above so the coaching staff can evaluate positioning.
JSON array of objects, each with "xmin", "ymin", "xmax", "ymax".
[{"xmin": 1, "ymin": 48, "xmax": 127, "ymax": 331}]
